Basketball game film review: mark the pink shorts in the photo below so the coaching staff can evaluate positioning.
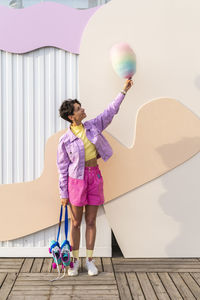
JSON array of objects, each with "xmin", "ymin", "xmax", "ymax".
[{"xmin": 68, "ymin": 165, "xmax": 104, "ymax": 207}]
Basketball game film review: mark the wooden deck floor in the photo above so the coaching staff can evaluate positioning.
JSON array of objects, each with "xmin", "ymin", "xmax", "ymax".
[{"xmin": 1, "ymin": 257, "xmax": 200, "ymax": 299}]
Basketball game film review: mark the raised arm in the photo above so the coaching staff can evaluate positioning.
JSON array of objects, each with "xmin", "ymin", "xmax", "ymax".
[
  {"xmin": 56, "ymin": 139, "xmax": 70, "ymax": 199},
  {"xmin": 88, "ymin": 79, "xmax": 133, "ymax": 132}
]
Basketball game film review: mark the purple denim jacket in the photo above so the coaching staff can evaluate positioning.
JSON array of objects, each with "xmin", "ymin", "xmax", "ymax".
[{"xmin": 56, "ymin": 92, "xmax": 125, "ymax": 199}]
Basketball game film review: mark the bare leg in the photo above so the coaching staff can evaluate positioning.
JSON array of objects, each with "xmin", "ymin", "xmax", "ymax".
[
  {"xmin": 69, "ymin": 204, "xmax": 83, "ymax": 261},
  {"xmin": 85, "ymin": 205, "xmax": 99, "ymax": 261}
]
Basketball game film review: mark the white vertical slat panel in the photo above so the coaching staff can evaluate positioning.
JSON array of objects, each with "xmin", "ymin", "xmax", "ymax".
[
  {"xmin": 0, "ymin": 47, "xmax": 111, "ymax": 257},
  {"xmin": 15, "ymin": 54, "xmax": 24, "ymax": 182},
  {"xmin": 56, "ymin": 48, "xmax": 65, "ymax": 131},
  {"xmin": 5, "ymin": 52, "xmax": 13, "ymax": 184},
  {"xmin": 46, "ymin": 48, "xmax": 57, "ymax": 135},
  {"xmin": 0, "ymin": 47, "xmax": 78, "ymax": 186},
  {"xmin": 35, "ymin": 49, "xmax": 45, "ymax": 178},
  {"xmin": 25, "ymin": 51, "xmax": 35, "ymax": 180},
  {"xmin": 0, "ymin": 51, "xmax": 2, "ymax": 184}
]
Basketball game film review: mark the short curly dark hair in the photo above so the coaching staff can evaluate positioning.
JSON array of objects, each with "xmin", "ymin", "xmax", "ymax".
[{"xmin": 58, "ymin": 99, "xmax": 81, "ymax": 123}]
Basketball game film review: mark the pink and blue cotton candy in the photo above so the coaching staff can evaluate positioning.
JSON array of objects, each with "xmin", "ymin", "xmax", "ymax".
[{"xmin": 110, "ymin": 42, "xmax": 136, "ymax": 79}]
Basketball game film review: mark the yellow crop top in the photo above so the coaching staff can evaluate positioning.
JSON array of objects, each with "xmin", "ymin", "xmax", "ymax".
[{"xmin": 70, "ymin": 123, "xmax": 97, "ymax": 161}]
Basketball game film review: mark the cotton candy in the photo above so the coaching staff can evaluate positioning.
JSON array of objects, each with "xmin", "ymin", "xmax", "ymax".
[{"xmin": 110, "ymin": 42, "xmax": 136, "ymax": 78}]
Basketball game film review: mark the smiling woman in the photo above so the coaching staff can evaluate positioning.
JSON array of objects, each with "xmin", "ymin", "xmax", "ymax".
[
  {"xmin": 2, "ymin": 0, "xmax": 110, "ymax": 9},
  {"xmin": 56, "ymin": 79, "xmax": 133, "ymax": 276}
]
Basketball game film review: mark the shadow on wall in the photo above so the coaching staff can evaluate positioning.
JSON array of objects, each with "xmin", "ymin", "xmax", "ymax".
[
  {"xmin": 157, "ymin": 138, "xmax": 200, "ymax": 255},
  {"xmin": 156, "ymin": 137, "xmax": 200, "ymax": 169}
]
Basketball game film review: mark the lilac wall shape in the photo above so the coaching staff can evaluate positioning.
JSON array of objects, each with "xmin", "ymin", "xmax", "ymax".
[{"xmin": 0, "ymin": 2, "xmax": 100, "ymax": 54}]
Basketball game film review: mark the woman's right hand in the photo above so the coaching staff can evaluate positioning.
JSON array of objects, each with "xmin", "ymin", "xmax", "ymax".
[
  {"xmin": 61, "ymin": 198, "xmax": 69, "ymax": 207},
  {"xmin": 123, "ymin": 78, "xmax": 133, "ymax": 93}
]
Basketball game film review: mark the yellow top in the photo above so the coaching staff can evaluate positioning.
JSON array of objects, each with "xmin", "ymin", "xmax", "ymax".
[{"xmin": 70, "ymin": 123, "xmax": 97, "ymax": 161}]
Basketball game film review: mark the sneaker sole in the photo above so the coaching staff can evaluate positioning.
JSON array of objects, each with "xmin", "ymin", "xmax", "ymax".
[
  {"xmin": 85, "ymin": 265, "xmax": 98, "ymax": 276},
  {"xmin": 68, "ymin": 270, "xmax": 79, "ymax": 276}
]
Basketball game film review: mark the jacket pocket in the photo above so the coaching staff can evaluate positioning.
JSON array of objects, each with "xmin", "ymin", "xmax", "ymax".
[{"xmin": 66, "ymin": 143, "xmax": 77, "ymax": 162}]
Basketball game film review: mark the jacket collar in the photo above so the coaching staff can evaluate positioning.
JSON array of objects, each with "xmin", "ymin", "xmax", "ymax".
[
  {"xmin": 64, "ymin": 121, "xmax": 91, "ymax": 142},
  {"xmin": 65, "ymin": 126, "xmax": 78, "ymax": 142}
]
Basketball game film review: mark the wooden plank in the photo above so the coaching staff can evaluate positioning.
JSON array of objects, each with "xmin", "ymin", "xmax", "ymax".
[
  {"xmin": 0, "ymin": 257, "xmax": 24, "ymax": 273},
  {"xmin": 10, "ymin": 288, "xmax": 119, "ymax": 296},
  {"xmin": 102, "ymin": 258, "xmax": 114, "ymax": 273},
  {"xmin": 169, "ymin": 272, "xmax": 196, "ymax": 299},
  {"xmin": 126, "ymin": 272, "xmax": 145, "ymax": 300},
  {"xmin": 147, "ymin": 273, "xmax": 170, "ymax": 300},
  {"xmin": 0, "ymin": 269, "xmax": 21, "ymax": 274},
  {"xmin": 179, "ymin": 272, "xmax": 200, "ymax": 298},
  {"xmin": 8, "ymin": 295, "xmax": 119, "ymax": 300},
  {"xmin": 190, "ymin": 272, "xmax": 200, "ymax": 286},
  {"xmin": 16, "ymin": 272, "xmax": 116, "ymax": 286},
  {"xmin": 113, "ymin": 261, "xmax": 200, "ymax": 267},
  {"xmin": 158, "ymin": 272, "xmax": 183, "ymax": 299},
  {"xmin": 8, "ymin": 297, "xmax": 48, "ymax": 300},
  {"xmin": 0, "ymin": 273, "xmax": 7, "ymax": 287},
  {"xmin": 31, "ymin": 258, "xmax": 44, "ymax": 273},
  {"xmin": 15, "ymin": 279, "xmax": 117, "ymax": 286},
  {"xmin": 137, "ymin": 272, "xmax": 157, "ymax": 300},
  {"xmin": 0, "ymin": 269, "xmax": 21, "ymax": 273},
  {"xmin": 0, "ymin": 262, "xmax": 22, "ymax": 266},
  {"xmin": 114, "ymin": 264, "xmax": 200, "ymax": 273},
  {"xmin": 13, "ymin": 285, "xmax": 118, "ymax": 291},
  {"xmin": 112, "ymin": 258, "xmax": 199, "ymax": 263},
  {"xmin": 0, "ymin": 273, "xmax": 17, "ymax": 300},
  {"xmin": 20, "ymin": 258, "xmax": 34, "ymax": 273},
  {"xmin": 81, "ymin": 257, "xmax": 85, "ymax": 273},
  {"xmin": 94, "ymin": 257, "xmax": 103, "ymax": 272},
  {"xmin": 41, "ymin": 258, "xmax": 52, "ymax": 273},
  {"xmin": 0, "ymin": 259, "xmax": 24, "ymax": 263},
  {"xmin": 18, "ymin": 272, "xmax": 115, "ymax": 281},
  {"xmin": 115, "ymin": 272, "xmax": 132, "ymax": 300}
]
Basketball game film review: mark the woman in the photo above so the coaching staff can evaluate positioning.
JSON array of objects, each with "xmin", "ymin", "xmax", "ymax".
[{"xmin": 57, "ymin": 78, "xmax": 133, "ymax": 276}]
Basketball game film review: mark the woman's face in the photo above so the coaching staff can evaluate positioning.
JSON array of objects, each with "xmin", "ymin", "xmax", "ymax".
[{"xmin": 70, "ymin": 102, "xmax": 86, "ymax": 123}]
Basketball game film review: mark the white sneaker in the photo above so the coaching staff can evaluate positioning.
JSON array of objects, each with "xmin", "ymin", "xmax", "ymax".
[
  {"xmin": 85, "ymin": 258, "xmax": 98, "ymax": 276},
  {"xmin": 68, "ymin": 259, "xmax": 80, "ymax": 276}
]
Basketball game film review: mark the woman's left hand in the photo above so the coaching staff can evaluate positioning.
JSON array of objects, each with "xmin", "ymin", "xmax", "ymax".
[{"xmin": 123, "ymin": 78, "xmax": 133, "ymax": 93}]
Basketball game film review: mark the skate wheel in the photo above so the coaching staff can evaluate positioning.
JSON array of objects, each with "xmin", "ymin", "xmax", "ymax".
[
  {"xmin": 70, "ymin": 261, "xmax": 74, "ymax": 268},
  {"xmin": 61, "ymin": 264, "xmax": 65, "ymax": 269},
  {"xmin": 49, "ymin": 248, "xmax": 51, "ymax": 254}
]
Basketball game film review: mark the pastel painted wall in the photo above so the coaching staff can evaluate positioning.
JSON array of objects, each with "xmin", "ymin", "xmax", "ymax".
[{"xmin": 1, "ymin": 0, "xmax": 200, "ymax": 258}]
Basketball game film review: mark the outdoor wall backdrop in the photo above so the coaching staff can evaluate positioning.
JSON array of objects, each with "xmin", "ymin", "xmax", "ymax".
[
  {"xmin": 0, "ymin": 0, "xmax": 112, "ymax": 258},
  {"xmin": 1, "ymin": 0, "xmax": 200, "ymax": 257}
]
